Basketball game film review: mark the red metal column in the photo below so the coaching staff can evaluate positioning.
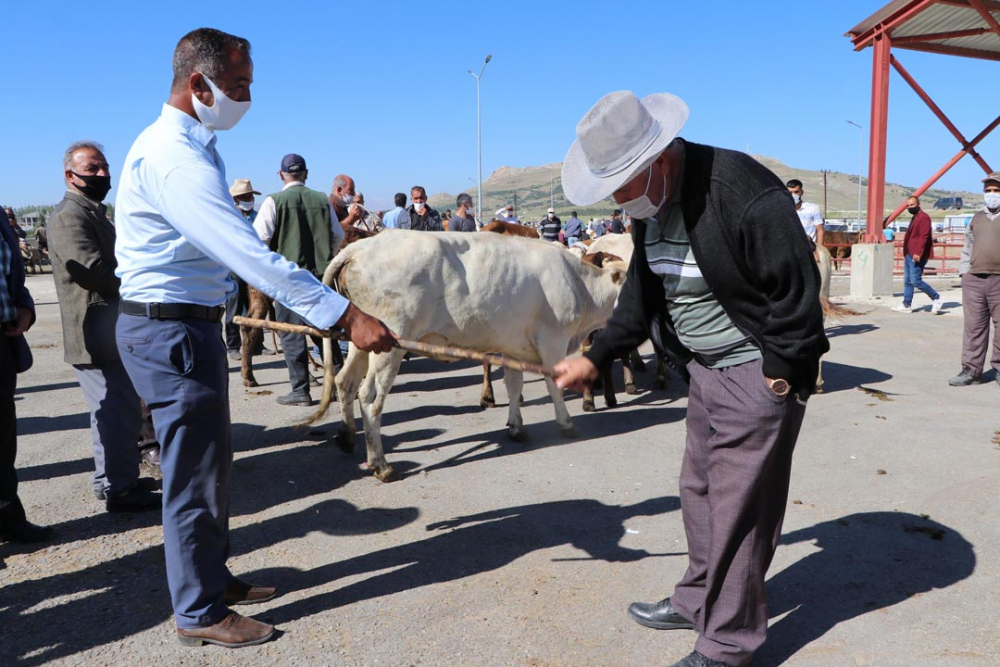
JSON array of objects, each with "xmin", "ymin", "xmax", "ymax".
[{"xmin": 866, "ymin": 29, "xmax": 892, "ymax": 242}]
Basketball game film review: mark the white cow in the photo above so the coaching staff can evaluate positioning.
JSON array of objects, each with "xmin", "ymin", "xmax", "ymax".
[
  {"xmin": 306, "ymin": 230, "xmax": 627, "ymax": 481},
  {"xmin": 586, "ymin": 233, "xmax": 634, "ymax": 261}
]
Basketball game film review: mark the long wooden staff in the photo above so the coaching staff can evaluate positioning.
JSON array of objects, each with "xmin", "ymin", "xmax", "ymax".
[{"xmin": 234, "ymin": 316, "xmax": 557, "ymax": 378}]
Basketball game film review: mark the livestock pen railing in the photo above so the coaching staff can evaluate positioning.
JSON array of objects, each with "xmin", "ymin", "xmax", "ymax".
[{"xmin": 825, "ymin": 240, "xmax": 964, "ymax": 276}]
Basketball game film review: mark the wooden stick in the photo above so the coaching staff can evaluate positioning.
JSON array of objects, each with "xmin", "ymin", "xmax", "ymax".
[{"xmin": 234, "ymin": 315, "xmax": 558, "ymax": 378}]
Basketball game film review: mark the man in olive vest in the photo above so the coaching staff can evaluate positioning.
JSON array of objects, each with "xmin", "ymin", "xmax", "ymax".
[{"xmin": 253, "ymin": 154, "xmax": 345, "ymax": 405}]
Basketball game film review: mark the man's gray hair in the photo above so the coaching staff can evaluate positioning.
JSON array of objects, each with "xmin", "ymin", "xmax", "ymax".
[
  {"xmin": 332, "ymin": 175, "xmax": 350, "ymax": 191},
  {"xmin": 171, "ymin": 28, "xmax": 251, "ymax": 92},
  {"xmin": 456, "ymin": 193, "xmax": 473, "ymax": 208},
  {"xmin": 63, "ymin": 141, "xmax": 105, "ymax": 172}
]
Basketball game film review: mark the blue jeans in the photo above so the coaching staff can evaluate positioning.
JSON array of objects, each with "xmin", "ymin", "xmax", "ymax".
[
  {"xmin": 117, "ymin": 314, "xmax": 234, "ymax": 629},
  {"xmin": 903, "ymin": 255, "xmax": 939, "ymax": 307}
]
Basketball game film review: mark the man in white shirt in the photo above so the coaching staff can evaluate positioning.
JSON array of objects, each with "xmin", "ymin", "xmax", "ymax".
[
  {"xmin": 114, "ymin": 28, "xmax": 394, "ymax": 648},
  {"xmin": 495, "ymin": 204, "xmax": 519, "ymax": 223},
  {"xmin": 786, "ymin": 179, "xmax": 825, "ymax": 251}
]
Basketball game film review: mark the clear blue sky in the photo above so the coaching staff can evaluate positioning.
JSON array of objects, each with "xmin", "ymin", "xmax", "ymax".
[{"xmin": 3, "ymin": 0, "xmax": 999, "ymax": 210}]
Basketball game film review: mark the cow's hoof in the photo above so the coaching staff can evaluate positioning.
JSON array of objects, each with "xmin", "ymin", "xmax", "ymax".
[
  {"xmin": 518, "ymin": 395, "xmax": 525, "ymax": 406},
  {"xmin": 480, "ymin": 397, "xmax": 496, "ymax": 409},
  {"xmin": 582, "ymin": 399, "xmax": 595, "ymax": 412},
  {"xmin": 243, "ymin": 378, "xmax": 258, "ymax": 388},
  {"xmin": 335, "ymin": 428, "xmax": 356, "ymax": 454},
  {"xmin": 507, "ymin": 427, "xmax": 529, "ymax": 443},
  {"xmin": 815, "ymin": 384, "xmax": 825, "ymax": 394},
  {"xmin": 373, "ymin": 465, "xmax": 399, "ymax": 483},
  {"xmin": 561, "ymin": 427, "xmax": 579, "ymax": 439},
  {"xmin": 625, "ymin": 383, "xmax": 639, "ymax": 395}
]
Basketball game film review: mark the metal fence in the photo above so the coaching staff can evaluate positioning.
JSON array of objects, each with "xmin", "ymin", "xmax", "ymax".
[{"xmin": 825, "ymin": 240, "xmax": 965, "ymax": 276}]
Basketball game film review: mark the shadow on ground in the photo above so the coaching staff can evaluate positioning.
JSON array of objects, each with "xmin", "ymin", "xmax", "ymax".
[
  {"xmin": 17, "ymin": 412, "xmax": 90, "ymax": 436},
  {"xmin": 818, "ymin": 361, "xmax": 892, "ymax": 394},
  {"xmin": 14, "ymin": 381, "xmax": 80, "ymax": 396},
  {"xmin": 757, "ymin": 511, "xmax": 975, "ymax": 666},
  {"xmin": 255, "ymin": 495, "xmax": 683, "ymax": 625},
  {"xmin": 0, "ymin": 498, "xmax": 419, "ymax": 666},
  {"xmin": 825, "ymin": 323, "xmax": 879, "ymax": 339}
]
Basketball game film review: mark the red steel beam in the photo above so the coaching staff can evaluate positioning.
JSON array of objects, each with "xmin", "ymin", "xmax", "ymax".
[
  {"xmin": 891, "ymin": 26, "xmax": 992, "ymax": 43},
  {"xmin": 967, "ymin": 0, "xmax": 1000, "ymax": 39},
  {"xmin": 938, "ymin": 0, "xmax": 1000, "ymax": 10},
  {"xmin": 897, "ymin": 40, "xmax": 1000, "ymax": 61},
  {"xmin": 884, "ymin": 113, "xmax": 1000, "ymax": 224},
  {"xmin": 866, "ymin": 29, "xmax": 892, "ymax": 242},
  {"xmin": 851, "ymin": 0, "xmax": 941, "ymax": 50},
  {"xmin": 890, "ymin": 55, "xmax": 992, "ymax": 172}
]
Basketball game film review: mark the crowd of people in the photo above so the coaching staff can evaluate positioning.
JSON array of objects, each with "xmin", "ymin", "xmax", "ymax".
[{"xmin": 2, "ymin": 25, "xmax": 999, "ymax": 667}]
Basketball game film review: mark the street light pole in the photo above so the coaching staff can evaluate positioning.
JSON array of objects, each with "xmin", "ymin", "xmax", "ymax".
[
  {"xmin": 468, "ymin": 54, "xmax": 492, "ymax": 228},
  {"xmin": 846, "ymin": 120, "xmax": 864, "ymax": 229}
]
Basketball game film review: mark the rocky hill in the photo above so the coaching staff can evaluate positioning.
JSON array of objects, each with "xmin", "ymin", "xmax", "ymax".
[{"xmin": 429, "ymin": 156, "xmax": 983, "ymax": 223}]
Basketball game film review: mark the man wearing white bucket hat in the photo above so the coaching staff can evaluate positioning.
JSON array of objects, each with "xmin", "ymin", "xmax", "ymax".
[{"xmin": 555, "ymin": 91, "xmax": 828, "ymax": 667}]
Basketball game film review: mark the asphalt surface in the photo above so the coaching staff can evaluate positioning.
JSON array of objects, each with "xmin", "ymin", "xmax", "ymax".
[{"xmin": 2, "ymin": 271, "xmax": 998, "ymax": 666}]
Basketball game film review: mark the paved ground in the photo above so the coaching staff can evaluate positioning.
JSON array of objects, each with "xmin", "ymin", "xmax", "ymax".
[{"xmin": 2, "ymin": 271, "xmax": 998, "ymax": 666}]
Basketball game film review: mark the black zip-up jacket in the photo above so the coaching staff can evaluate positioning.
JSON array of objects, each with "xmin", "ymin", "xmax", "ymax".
[{"xmin": 584, "ymin": 140, "xmax": 829, "ymax": 394}]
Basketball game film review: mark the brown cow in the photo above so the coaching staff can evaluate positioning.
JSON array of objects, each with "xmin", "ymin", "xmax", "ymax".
[
  {"xmin": 239, "ymin": 224, "xmax": 377, "ymax": 387},
  {"xmin": 19, "ymin": 241, "xmax": 41, "ymax": 274},
  {"xmin": 479, "ymin": 219, "xmax": 541, "ymax": 238},
  {"xmin": 823, "ymin": 230, "xmax": 863, "ymax": 272}
]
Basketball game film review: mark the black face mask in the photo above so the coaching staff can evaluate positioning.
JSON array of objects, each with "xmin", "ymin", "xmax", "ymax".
[
  {"xmin": 907, "ymin": 206, "xmax": 920, "ymax": 215},
  {"xmin": 70, "ymin": 172, "xmax": 112, "ymax": 202}
]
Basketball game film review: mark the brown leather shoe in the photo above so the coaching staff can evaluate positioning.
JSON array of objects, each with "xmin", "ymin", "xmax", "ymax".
[
  {"xmin": 223, "ymin": 578, "xmax": 277, "ymax": 606},
  {"xmin": 176, "ymin": 611, "xmax": 275, "ymax": 648}
]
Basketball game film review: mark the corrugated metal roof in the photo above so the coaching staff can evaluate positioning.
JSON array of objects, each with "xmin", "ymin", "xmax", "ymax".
[{"xmin": 848, "ymin": 0, "xmax": 1000, "ymax": 61}]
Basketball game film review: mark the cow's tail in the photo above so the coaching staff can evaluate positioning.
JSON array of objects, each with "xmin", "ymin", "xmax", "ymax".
[
  {"xmin": 821, "ymin": 297, "xmax": 863, "ymax": 322},
  {"xmin": 299, "ymin": 251, "xmax": 354, "ymax": 427}
]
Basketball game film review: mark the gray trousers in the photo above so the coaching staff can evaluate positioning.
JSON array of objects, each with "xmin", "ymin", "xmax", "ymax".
[
  {"xmin": 961, "ymin": 272, "xmax": 1000, "ymax": 377},
  {"xmin": 73, "ymin": 359, "xmax": 143, "ymax": 496},
  {"xmin": 670, "ymin": 358, "xmax": 806, "ymax": 667},
  {"xmin": 274, "ymin": 302, "xmax": 315, "ymax": 395}
]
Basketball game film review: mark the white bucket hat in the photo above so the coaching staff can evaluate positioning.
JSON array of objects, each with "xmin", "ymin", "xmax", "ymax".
[{"xmin": 561, "ymin": 91, "xmax": 688, "ymax": 206}]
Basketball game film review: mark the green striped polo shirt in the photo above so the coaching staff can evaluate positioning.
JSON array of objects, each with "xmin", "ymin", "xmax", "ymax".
[{"xmin": 644, "ymin": 189, "xmax": 761, "ymax": 369}]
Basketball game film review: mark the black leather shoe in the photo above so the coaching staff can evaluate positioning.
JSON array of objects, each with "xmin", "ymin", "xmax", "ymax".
[
  {"xmin": 106, "ymin": 485, "xmax": 162, "ymax": 513},
  {"xmin": 276, "ymin": 391, "xmax": 312, "ymax": 406},
  {"xmin": 627, "ymin": 597, "xmax": 695, "ymax": 630},
  {"xmin": 94, "ymin": 477, "xmax": 159, "ymax": 501},
  {"xmin": 0, "ymin": 519, "xmax": 54, "ymax": 543},
  {"xmin": 667, "ymin": 652, "xmax": 736, "ymax": 667}
]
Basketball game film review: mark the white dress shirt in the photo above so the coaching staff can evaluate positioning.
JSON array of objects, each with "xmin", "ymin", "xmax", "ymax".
[
  {"xmin": 115, "ymin": 104, "xmax": 348, "ymax": 329},
  {"xmin": 795, "ymin": 201, "xmax": 823, "ymax": 242},
  {"xmin": 495, "ymin": 208, "xmax": 519, "ymax": 223},
  {"xmin": 253, "ymin": 180, "xmax": 345, "ymax": 254}
]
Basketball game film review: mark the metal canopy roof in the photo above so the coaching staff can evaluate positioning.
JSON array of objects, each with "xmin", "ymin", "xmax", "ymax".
[{"xmin": 849, "ymin": 0, "xmax": 1000, "ymax": 62}]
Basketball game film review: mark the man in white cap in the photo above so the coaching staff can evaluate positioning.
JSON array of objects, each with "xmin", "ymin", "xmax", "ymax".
[
  {"xmin": 225, "ymin": 178, "xmax": 261, "ymax": 359},
  {"xmin": 540, "ymin": 207, "xmax": 561, "ymax": 241},
  {"xmin": 555, "ymin": 91, "xmax": 828, "ymax": 667},
  {"xmin": 950, "ymin": 171, "xmax": 1000, "ymax": 387}
]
